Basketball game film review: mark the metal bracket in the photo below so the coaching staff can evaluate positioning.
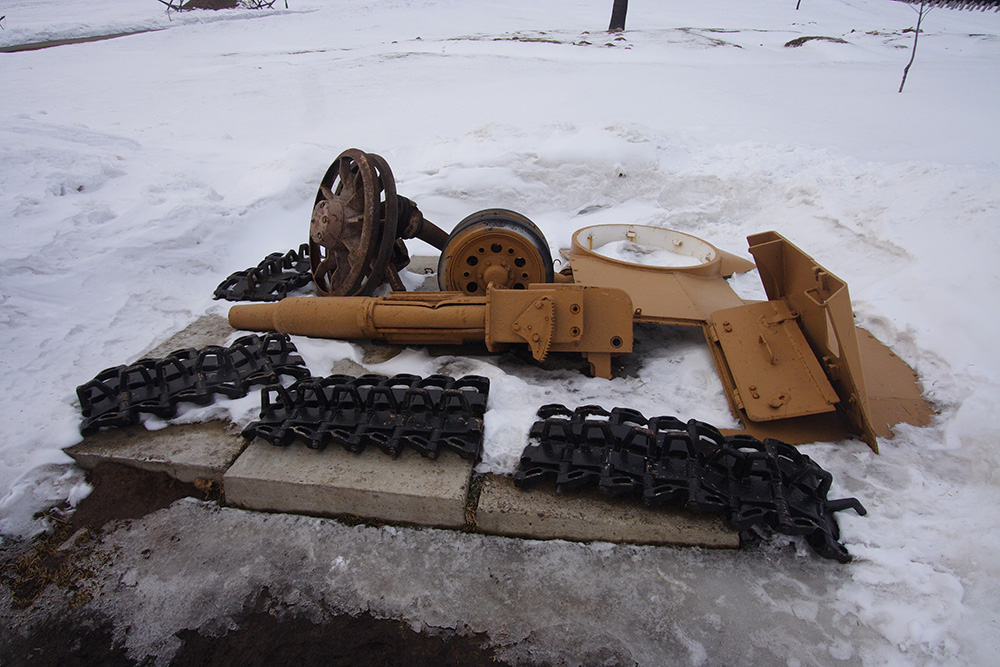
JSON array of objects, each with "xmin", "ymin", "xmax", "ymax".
[{"xmin": 512, "ymin": 297, "xmax": 556, "ymax": 361}]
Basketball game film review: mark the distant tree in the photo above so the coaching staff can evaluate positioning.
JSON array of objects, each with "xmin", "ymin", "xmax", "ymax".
[
  {"xmin": 892, "ymin": 0, "xmax": 1000, "ymax": 92},
  {"xmin": 155, "ymin": 0, "xmax": 286, "ymax": 10},
  {"xmin": 896, "ymin": 1, "xmax": 932, "ymax": 92},
  {"xmin": 608, "ymin": 0, "xmax": 628, "ymax": 32}
]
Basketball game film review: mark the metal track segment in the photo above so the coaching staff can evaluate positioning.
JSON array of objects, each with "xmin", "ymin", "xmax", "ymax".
[
  {"xmin": 77, "ymin": 334, "xmax": 310, "ymax": 435},
  {"xmin": 513, "ymin": 404, "xmax": 866, "ymax": 562},
  {"xmin": 214, "ymin": 245, "xmax": 313, "ymax": 302},
  {"xmin": 243, "ymin": 373, "xmax": 489, "ymax": 461}
]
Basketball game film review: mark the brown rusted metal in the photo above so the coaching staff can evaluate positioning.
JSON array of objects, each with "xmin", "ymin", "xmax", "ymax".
[
  {"xmin": 229, "ymin": 284, "xmax": 633, "ymax": 378},
  {"xmin": 309, "ymin": 149, "xmax": 392, "ymax": 296},
  {"xmin": 309, "ymin": 149, "xmax": 449, "ymax": 297},
  {"xmin": 397, "ymin": 195, "xmax": 449, "ymax": 249}
]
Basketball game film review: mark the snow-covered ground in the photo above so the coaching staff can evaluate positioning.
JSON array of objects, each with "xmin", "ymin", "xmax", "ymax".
[{"xmin": 2, "ymin": 0, "xmax": 999, "ymax": 663}]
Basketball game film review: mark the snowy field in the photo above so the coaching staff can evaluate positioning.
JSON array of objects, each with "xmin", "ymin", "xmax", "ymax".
[{"xmin": 2, "ymin": 0, "xmax": 1000, "ymax": 664}]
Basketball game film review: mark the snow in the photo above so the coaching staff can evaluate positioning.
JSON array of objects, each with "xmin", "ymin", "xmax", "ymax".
[
  {"xmin": 594, "ymin": 240, "xmax": 708, "ymax": 267},
  {"xmin": 2, "ymin": 0, "xmax": 1000, "ymax": 663}
]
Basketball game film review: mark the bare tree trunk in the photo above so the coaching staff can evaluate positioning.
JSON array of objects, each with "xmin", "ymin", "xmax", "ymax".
[
  {"xmin": 608, "ymin": 0, "xmax": 628, "ymax": 33},
  {"xmin": 899, "ymin": 1, "xmax": 929, "ymax": 93}
]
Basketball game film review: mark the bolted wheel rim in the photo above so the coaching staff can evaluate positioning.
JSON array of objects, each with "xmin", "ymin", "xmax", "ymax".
[{"xmin": 437, "ymin": 209, "xmax": 554, "ymax": 295}]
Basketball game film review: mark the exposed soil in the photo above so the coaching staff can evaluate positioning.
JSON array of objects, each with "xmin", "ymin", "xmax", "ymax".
[
  {"xmin": 2, "ymin": 616, "xmax": 134, "ymax": 667},
  {"xmin": 171, "ymin": 600, "xmax": 504, "ymax": 667},
  {"xmin": 3, "ymin": 603, "xmax": 506, "ymax": 667},
  {"xmin": 0, "ymin": 464, "xmax": 510, "ymax": 666},
  {"xmin": 72, "ymin": 463, "xmax": 210, "ymax": 531},
  {"xmin": 784, "ymin": 35, "xmax": 849, "ymax": 48},
  {"xmin": 4, "ymin": 602, "xmax": 505, "ymax": 667},
  {"xmin": 1, "ymin": 464, "xmax": 206, "ymax": 611},
  {"xmin": 181, "ymin": 0, "xmax": 240, "ymax": 9},
  {"xmin": 0, "ymin": 30, "xmax": 165, "ymax": 53}
]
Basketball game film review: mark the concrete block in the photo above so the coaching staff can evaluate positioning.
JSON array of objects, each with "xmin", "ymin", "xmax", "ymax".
[
  {"xmin": 328, "ymin": 358, "xmax": 373, "ymax": 377},
  {"xmin": 224, "ymin": 440, "xmax": 474, "ymax": 528},
  {"xmin": 474, "ymin": 474, "xmax": 739, "ymax": 548},
  {"xmin": 406, "ymin": 255, "xmax": 439, "ymax": 290},
  {"xmin": 65, "ymin": 421, "xmax": 246, "ymax": 484},
  {"xmin": 143, "ymin": 314, "xmax": 233, "ymax": 359}
]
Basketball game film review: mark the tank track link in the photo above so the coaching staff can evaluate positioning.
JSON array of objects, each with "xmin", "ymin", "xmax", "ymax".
[
  {"xmin": 242, "ymin": 373, "xmax": 489, "ymax": 461},
  {"xmin": 77, "ymin": 333, "xmax": 310, "ymax": 436},
  {"xmin": 513, "ymin": 404, "xmax": 867, "ymax": 562},
  {"xmin": 214, "ymin": 244, "xmax": 313, "ymax": 302}
]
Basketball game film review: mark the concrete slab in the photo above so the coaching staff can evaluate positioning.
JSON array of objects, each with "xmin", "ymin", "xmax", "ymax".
[
  {"xmin": 328, "ymin": 358, "xmax": 373, "ymax": 377},
  {"xmin": 224, "ymin": 439, "xmax": 474, "ymax": 528},
  {"xmin": 406, "ymin": 255, "xmax": 439, "ymax": 290},
  {"xmin": 68, "ymin": 288, "xmax": 740, "ymax": 549},
  {"xmin": 65, "ymin": 421, "xmax": 246, "ymax": 484},
  {"xmin": 474, "ymin": 474, "xmax": 739, "ymax": 548},
  {"xmin": 143, "ymin": 314, "xmax": 233, "ymax": 359}
]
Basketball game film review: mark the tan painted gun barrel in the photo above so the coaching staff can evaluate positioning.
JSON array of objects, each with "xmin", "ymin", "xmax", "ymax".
[
  {"xmin": 229, "ymin": 293, "xmax": 487, "ymax": 344},
  {"xmin": 228, "ymin": 284, "xmax": 635, "ymax": 379}
]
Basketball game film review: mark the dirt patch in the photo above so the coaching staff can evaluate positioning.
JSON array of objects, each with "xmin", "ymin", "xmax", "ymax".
[
  {"xmin": 172, "ymin": 594, "xmax": 507, "ymax": 667},
  {"xmin": 177, "ymin": 0, "xmax": 284, "ymax": 9},
  {"xmin": 2, "ymin": 604, "xmax": 507, "ymax": 667},
  {"xmin": 0, "ymin": 465, "xmax": 513, "ymax": 665},
  {"xmin": 0, "ymin": 30, "xmax": 164, "ymax": 53},
  {"xmin": 72, "ymin": 462, "xmax": 210, "ymax": 530},
  {"xmin": 1, "ymin": 463, "xmax": 208, "ymax": 609},
  {"xmin": 784, "ymin": 36, "xmax": 849, "ymax": 48},
  {"xmin": 180, "ymin": 0, "xmax": 240, "ymax": 9},
  {"xmin": 0, "ymin": 614, "xmax": 134, "ymax": 667}
]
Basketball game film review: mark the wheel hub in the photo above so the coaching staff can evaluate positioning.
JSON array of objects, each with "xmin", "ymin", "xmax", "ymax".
[
  {"xmin": 310, "ymin": 196, "xmax": 349, "ymax": 248},
  {"xmin": 309, "ymin": 149, "xmax": 450, "ymax": 297},
  {"xmin": 438, "ymin": 209, "xmax": 554, "ymax": 295}
]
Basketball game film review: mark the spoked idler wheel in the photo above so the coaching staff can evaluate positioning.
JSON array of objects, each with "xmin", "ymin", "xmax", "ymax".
[
  {"xmin": 309, "ymin": 149, "xmax": 398, "ymax": 296},
  {"xmin": 437, "ymin": 209, "xmax": 554, "ymax": 295}
]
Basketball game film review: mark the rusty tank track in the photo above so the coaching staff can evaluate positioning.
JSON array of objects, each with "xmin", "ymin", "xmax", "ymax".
[
  {"xmin": 243, "ymin": 373, "xmax": 489, "ymax": 460},
  {"xmin": 513, "ymin": 404, "xmax": 867, "ymax": 562},
  {"xmin": 77, "ymin": 334, "xmax": 309, "ymax": 435}
]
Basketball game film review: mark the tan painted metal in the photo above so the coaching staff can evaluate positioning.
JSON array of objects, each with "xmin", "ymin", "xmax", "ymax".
[
  {"xmin": 569, "ymin": 225, "xmax": 755, "ymax": 325},
  {"xmin": 437, "ymin": 210, "xmax": 553, "ymax": 294},
  {"xmin": 735, "ymin": 231, "xmax": 933, "ymax": 450},
  {"xmin": 566, "ymin": 224, "xmax": 931, "ymax": 450},
  {"xmin": 231, "ymin": 211, "xmax": 931, "ymax": 450},
  {"xmin": 229, "ymin": 284, "xmax": 634, "ymax": 379}
]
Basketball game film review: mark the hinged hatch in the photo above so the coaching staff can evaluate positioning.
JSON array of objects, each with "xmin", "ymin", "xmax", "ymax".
[{"xmin": 711, "ymin": 301, "xmax": 839, "ymax": 422}]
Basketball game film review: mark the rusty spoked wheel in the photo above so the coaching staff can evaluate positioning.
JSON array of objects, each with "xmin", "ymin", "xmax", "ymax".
[
  {"xmin": 309, "ymin": 149, "xmax": 398, "ymax": 296},
  {"xmin": 437, "ymin": 209, "xmax": 554, "ymax": 295}
]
